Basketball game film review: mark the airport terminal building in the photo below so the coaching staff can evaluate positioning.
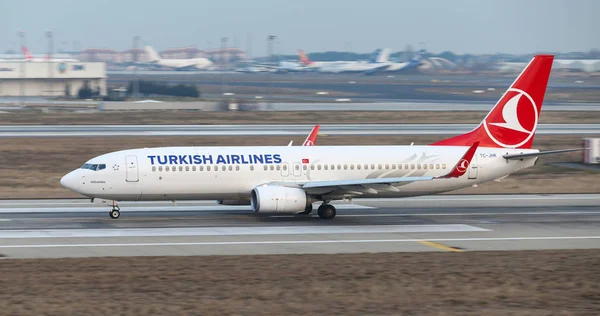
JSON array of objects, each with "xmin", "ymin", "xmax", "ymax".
[{"xmin": 0, "ymin": 62, "xmax": 106, "ymax": 97}]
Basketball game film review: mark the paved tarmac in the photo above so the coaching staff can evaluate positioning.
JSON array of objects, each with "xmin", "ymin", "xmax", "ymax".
[
  {"xmin": 0, "ymin": 124, "xmax": 598, "ymax": 138},
  {"xmin": 0, "ymin": 194, "xmax": 598, "ymax": 258}
]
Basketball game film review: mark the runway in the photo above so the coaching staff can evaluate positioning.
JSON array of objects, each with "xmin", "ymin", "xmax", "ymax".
[
  {"xmin": 0, "ymin": 194, "xmax": 598, "ymax": 258},
  {"xmin": 1, "ymin": 123, "xmax": 599, "ymax": 138}
]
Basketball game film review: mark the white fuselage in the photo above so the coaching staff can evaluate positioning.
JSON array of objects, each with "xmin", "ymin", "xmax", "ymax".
[
  {"xmin": 153, "ymin": 58, "xmax": 213, "ymax": 70},
  {"xmin": 61, "ymin": 145, "xmax": 537, "ymax": 202}
]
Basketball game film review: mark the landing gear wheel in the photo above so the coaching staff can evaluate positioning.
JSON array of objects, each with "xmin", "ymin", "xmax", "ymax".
[
  {"xmin": 299, "ymin": 203, "xmax": 313, "ymax": 215},
  {"xmin": 109, "ymin": 209, "xmax": 120, "ymax": 219},
  {"xmin": 317, "ymin": 204, "xmax": 336, "ymax": 220}
]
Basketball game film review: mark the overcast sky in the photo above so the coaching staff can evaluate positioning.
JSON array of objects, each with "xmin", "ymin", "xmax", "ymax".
[{"xmin": 1, "ymin": 0, "xmax": 598, "ymax": 56}]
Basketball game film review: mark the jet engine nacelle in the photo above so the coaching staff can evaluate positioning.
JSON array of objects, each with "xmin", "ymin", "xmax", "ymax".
[
  {"xmin": 251, "ymin": 186, "xmax": 311, "ymax": 213},
  {"xmin": 217, "ymin": 199, "xmax": 251, "ymax": 205}
]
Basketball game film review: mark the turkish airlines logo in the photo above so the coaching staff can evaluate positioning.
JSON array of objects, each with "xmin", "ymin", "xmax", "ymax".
[
  {"xmin": 483, "ymin": 88, "xmax": 538, "ymax": 148},
  {"xmin": 456, "ymin": 159, "xmax": 469, "ymax": 173},
  {"xmin": 303, "ymin": 140, "xmax": 314, "ymax": 146}
]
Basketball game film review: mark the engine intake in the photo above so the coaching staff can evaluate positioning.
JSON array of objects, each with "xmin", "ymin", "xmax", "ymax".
[{"xmin": 251, "ymin": 186, "xmax": 311, "ymax": 213}]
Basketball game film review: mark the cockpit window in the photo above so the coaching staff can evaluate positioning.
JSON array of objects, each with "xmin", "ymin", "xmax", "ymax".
[{"xmin": 80, "ymin": 163, "xmax": 106, "ymax": 171}]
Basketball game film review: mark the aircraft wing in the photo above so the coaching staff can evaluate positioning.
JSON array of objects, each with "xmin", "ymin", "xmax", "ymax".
[
  {"xmin": 503, "ymin": 148, "xmax": 588, "ymax": 160},
  {"xmin": 296, "ymin": 142, "xmax": 479, "ymax": 196}
]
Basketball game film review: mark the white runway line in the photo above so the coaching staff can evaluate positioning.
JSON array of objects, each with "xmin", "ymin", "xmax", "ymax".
[
  {"xmin": 0, "ymin": 224, "xmax": 488, "ymax": 239},
  {"xmin": 1, "ymin": 236, "xmax": 599, "ymax": 249}
]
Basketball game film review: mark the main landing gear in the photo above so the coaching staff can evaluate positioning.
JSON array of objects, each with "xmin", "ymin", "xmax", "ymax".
[
  {"xmin": 109, "ymin": 205, "xmax": 121, "ymax": 219},
  {"xmin": 317, "ymin": 204, "xmax": 336, "ymax": 220}
]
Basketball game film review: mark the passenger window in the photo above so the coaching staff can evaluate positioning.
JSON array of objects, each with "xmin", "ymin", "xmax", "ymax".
[
  {"xmin": 324, "ymin": 165, "xmax": 328, "ymax": 170},
  {"xmin": 221, "ymin": 166, "xmax": 226, "ymax": 171},
  {"xmin": 378, "ymin": 164, "xmax": 382, "ymax": 170},
  {"xmin": 207, "ymin": 166, "xmax": 211, "ymax": 171},
  {"xmin": 192, "ymin": 166, "xmax": 196, "ymax": 171},
  {"xmin": 385, "ymin": 164, "xmax": 389, "ymax": 169},
  {"xmin": 392, "ymin": 164, "xmax": 396, "ymax": 169},
  {"xmin": 236, "ymin": 165, "xmax": 240, "ymax": 171},
  {"xmin": 371, "ymin": 164, "xmax": 375, "ymax": 170},
  {"xmin": 405, "ymin": 164, "xmax": 409, "ymax": 169},
  {"xmin": 200, "ymin": 166, "xmax": 204, "ymax": 171},
  {"xmin": 337, "ymin": 164, "xmax": 341, "ymax": 170},
  {"xmin": 310, "ymin": 165, "xmax": 314, "ymax": 170},
  {"xmin": 158, "ymin": 166, "xmax": 163, "ymax": 172},
  {"xmin": 424, "ymin": 164, "xmax": 428, "ymax": 169},
  {"xmin": 411, "ymin": 164, "xmax": 415, "ymax": 169},
  {"xmin": 276, "ymin": 165, "xmax": 281, "ymax": 171},
  {"xmin": 228, "ymin": 165, "xmax": 232, "ymax": 171},
  {"xmin": 442, "ymin": 164, "xmax": 447, "ymax": 169},
  {"xmin": 436, "ymin": 164, "xmax": 440, "ymax": 169},
  {"xmin": 357, "ymin": 164, "xmax": 361, "ymax": 170},
  {"xmin": 344, "ymin": 164, "xmax": 347, "ymax": 170},
  {"xmin": 331, "ymin": 164, "xmax": 335, "ymax": 170},
  {"xmin": 166, "ymin": 166, "xmax": 170, "ymax": 172},
  {"xmin": 317, "ymin": 165, "xmax": 321, "ymax": 170},
  {"xmin": 250, "ymin": 165, "xmax": 254, "ymax": 171},
  {"xmin": 398, "ymin": 164, "xmax": 402, "ymax": 169},
  {"xmin": 270, "ymin": 165, "xmax": 274, "ymax": 171},
  {"xmin": 364, "ymin": 164, "xmax": 368, "ymax": 170},
  {"xmin": 295, "ymin": 165, "xmax": 299, "ymax": 170},
  {"xmin": 303, "ymin": 165, "xmax": 307, "ymax": 170},
  {"xmin": 185, "ymin": 166, "xmax": 189, "ymax": 171},
  {"xmin": 417, "ymin": 164, "xmax": 421, "ymax": 169},
  {"xmin": 264, "ymin": 165, "xmax": 268, "ymax": 171},
  {"xmin": 430, "ymin": 164, "xmax": 434, "ymax": 169},
  {"xmin": 152, "ymin": 166, "xmax": 156, "ymax": 172}
]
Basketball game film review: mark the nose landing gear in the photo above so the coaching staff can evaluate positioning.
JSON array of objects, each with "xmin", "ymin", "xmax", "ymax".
[{"xmin": 109, "ymin": 205, "xmax": 120, "ymax": 219}]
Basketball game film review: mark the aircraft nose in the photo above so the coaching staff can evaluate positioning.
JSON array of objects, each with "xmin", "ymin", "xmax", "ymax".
[{"xmin": 60, "ymin": 171, "xmax": 79, "ymax": 192}]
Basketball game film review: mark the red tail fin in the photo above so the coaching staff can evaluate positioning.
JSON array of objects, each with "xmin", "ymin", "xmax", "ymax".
[
  {"xmin": 433, "ymin": 55, "xmax": 554, "ymax": 149},
  {"xmin": 303, "ymin": 124, "xmax": 320, "ymax": 146},
  {"xmin": 298, "ymin": 49, "xmax": 313, "ymax": 66},
  {"xmin": 21, "ymin": 46, "xmax": 33, "ymax": 60}
]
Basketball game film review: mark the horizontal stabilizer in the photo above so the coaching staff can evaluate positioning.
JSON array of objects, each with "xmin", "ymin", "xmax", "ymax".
[{"xmin": 503, "ymin": 148, "xmax": 588, "ymax": 160}]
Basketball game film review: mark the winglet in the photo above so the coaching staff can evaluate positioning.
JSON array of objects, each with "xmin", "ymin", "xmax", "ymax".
[
  {"xmin": 439, "ymin": 141, "xmax": 480, "ymax": 178},
  {"xmin": 302, "ymin": 124, "xmax": 320, "ymax": 146}
]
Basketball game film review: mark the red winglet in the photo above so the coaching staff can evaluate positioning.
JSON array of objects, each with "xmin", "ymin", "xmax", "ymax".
[
  {"xmin": 302, "ymin": 124, "xmax": 320, "ymax": 146},
  {"xmin": 440, "ymin": 141, "xmax": 480, "ymax": 178}
]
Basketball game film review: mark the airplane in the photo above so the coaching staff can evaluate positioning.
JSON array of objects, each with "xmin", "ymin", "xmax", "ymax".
[
  {"xmin": 21, "ymin": 46, "xmax": 79, "ymax": 62},
  {"xmin": 316, "ymin": 49, "xmax": 393, "ymax": 73},
  {"xmin": 364, "ymin": 50, "xmax": 425, "ymax": 75},
  {"xmin": 60, "ymin": 55, "xmax": 586, "ymax": 220},
  {"xmin": 143, "ymin": 46, "xmax": 213, "ymax": 70},
  {"xmin": 300, "ymin": 49, "xmax": 391, "ymax": 73}
]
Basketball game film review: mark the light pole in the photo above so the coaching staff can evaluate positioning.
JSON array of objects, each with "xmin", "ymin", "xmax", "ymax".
[
  {"xmin": 132, "ymin": 36, "xmax": 141, "ymax": 98},
  {"xmin": 266, "ymin": 35, "xmax": 276, "ymax": 110},
  {"xmin": 18, "ymin": 31, "xmax": 26, "ymax": 106},
  {"xmin": 220, "ymin": 37, "xmax": 229, "ymax": 102},
  {"xmin": 45, "ymin": 31, "xmax": 54, "ymax": 98}
]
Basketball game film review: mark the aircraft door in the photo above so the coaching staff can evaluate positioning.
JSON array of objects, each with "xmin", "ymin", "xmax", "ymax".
[
  {"xmin": 468, "ymin": 154, "xmax": 478, "ymax": 179},
  {"xmin": 293, "ymin": 162, "xmax": 302, "ymax": 177},
  {"xmin": 280, "ymin": 162, "xmax": 289, "ymax": 177},
  {"xmin": 125, "ymin": 155, "xmax": 139, "ymax": 182}
]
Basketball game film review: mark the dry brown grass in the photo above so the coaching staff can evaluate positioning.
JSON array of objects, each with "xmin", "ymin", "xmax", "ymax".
[
  {"xmin": 0, "ymin": 110, "xmax": 598, "ymax": 125},
  {"xmin": 0, "ymin": 250, "xmax": 599, "ymax": 315},
  {"xmin": 0, "ymin": 135, "xmax": 598, "ymax": 198}
]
